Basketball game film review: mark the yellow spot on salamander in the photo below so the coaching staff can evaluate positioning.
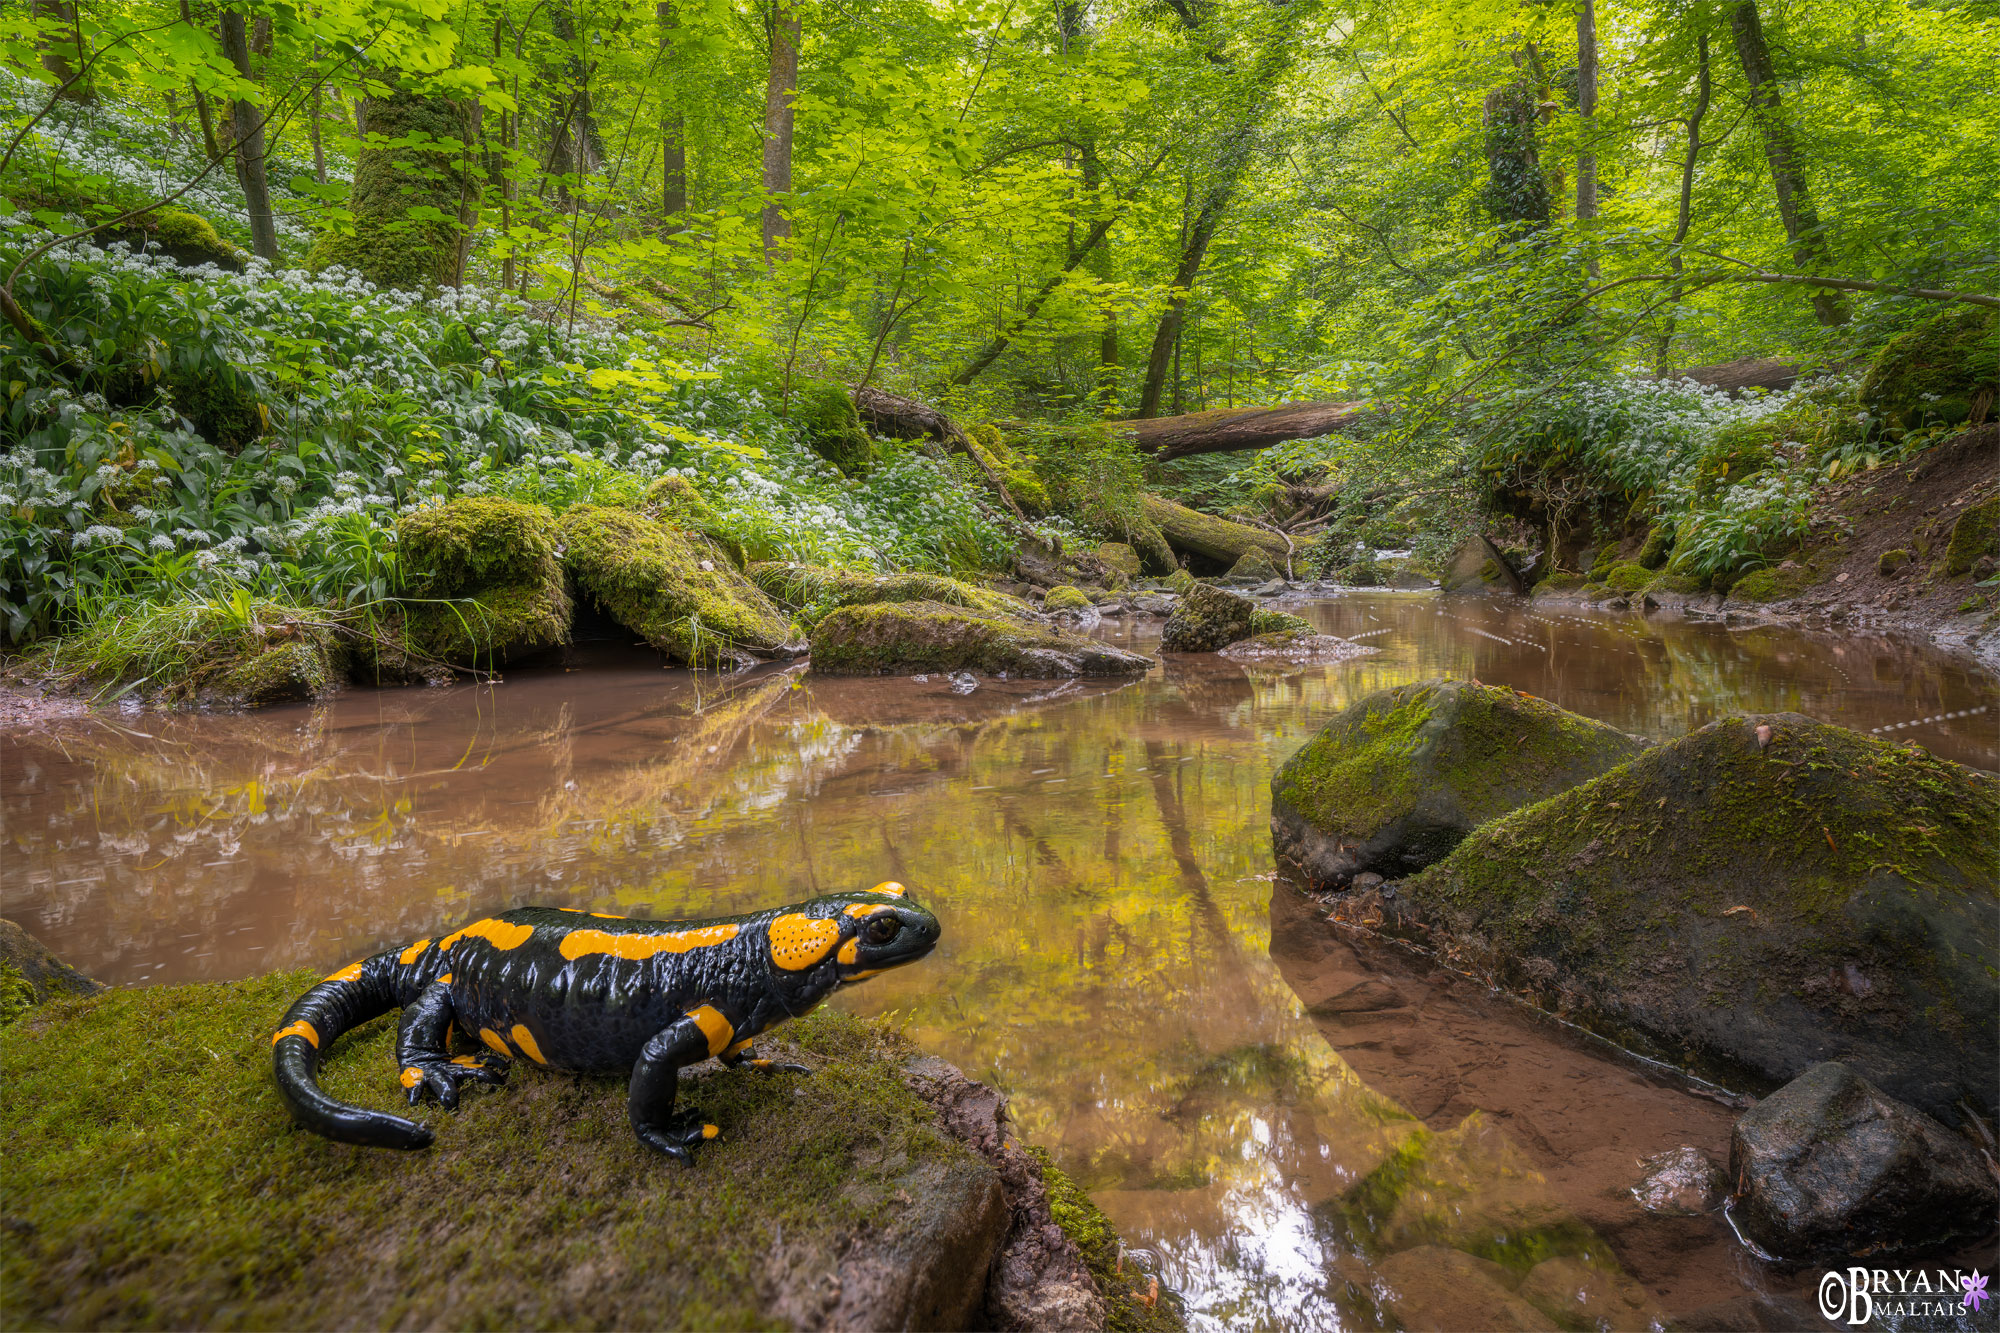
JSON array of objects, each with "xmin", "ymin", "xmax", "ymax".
[
  {"xmin": 509, "ymin": 1024, "xmax": 547, "ymax": 1065},
  {"xmin": 724, "ymin": 1038, "xmax": 754, "ymax": 1057},
  {"xmin": 398, "ymin": 939, "xmax": 432, "ymax": 964},
  {"xmin": 436, "ymin": 972, "xmax": 453, "ymax": 985},
  {"xmin": 323, "ymin": 961, "xmax": 364, "ymax": 984},
  {"xmin": 701, "ymin": 1124, "xmax": 719, "ymax": 1140},
  {"xmin": 450, "ymin": 1055, "xmax": 484, "ymax": 1068},
  {"xmin": 688, "ymin": 1005, "xmax": 734, "ymax": 1057},
  {"xmin": 400, "ymin": 1066, "xmax": 423, "ymax": 1089},
  {"xmin": 589, "ymin": 911, "xmax": 627, "ymax": 919},
  {"xmin": 272, "ymin": 1020, "xmax": 319, "ymax": 1048},
  {"xmin": 439, "ymin": 919, "xmax": 535, "ymax": 953},
  {"xmin": 845, "ymin": 903, "xmax": 892, "ymax": 917},
  {"xmin": 557, "ymin": 924, "xmax": 739, "ymax": 961},
  {"xmin": 870, "ymin": 881, "xmax": 908, "ymax": 897},
  {"xmin": 837, "ymin": 938, "xmax": 859, "ymax": 966},
  {"xmin": 767, "ymin": 914, "xmax": 839, "ymax": 970},
  {"xmin": 480, "ymin": 1028, "xmax": 513, "ymax": 1057}
]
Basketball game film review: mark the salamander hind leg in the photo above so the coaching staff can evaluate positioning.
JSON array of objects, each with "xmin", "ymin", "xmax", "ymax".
[
  {"xmin": 628, "ymin": 1012, "xmax": 729, "ymax": 1164},
  {"xmin": 719, "ymin": 1040, "xmax": 811, "ymax": 1076},
  {"xmin": 396, "ymin": 981, "xmax": 508, "ymax": 1111}
]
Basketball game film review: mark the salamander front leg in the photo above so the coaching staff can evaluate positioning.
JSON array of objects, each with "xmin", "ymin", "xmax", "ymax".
[
  {"xmin": 395, "ymin": 981, "xmax": 508, "ymax": 1110},
  {"xmin": 719, "ymin": 1040, "xmax": 811, "ymax": 1075},
  {"xmin": 628, "ymin": 1018, "xmax": 721, "ymax": 1164}
]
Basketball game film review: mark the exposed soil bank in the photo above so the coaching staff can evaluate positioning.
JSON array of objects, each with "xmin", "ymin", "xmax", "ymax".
[{"xmin": 0, "ymin": 969, "xmax": 1161, "ymax": 1331}]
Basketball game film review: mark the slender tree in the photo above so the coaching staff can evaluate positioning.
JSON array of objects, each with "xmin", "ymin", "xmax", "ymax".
[
  {"xmin": 218, "ymin": 11, "xmax": 279, "ymax": 262},
  {"xmin": 1575, "ymin": 0, "xmax": 1597, "ymax": 229},
  {"xmin": 761, "ymin": 0, "xmax": 799, "ymax": 262},
  {"xmin": 658, "ymin": 0, "xmax": 687, "ymax": 231}
]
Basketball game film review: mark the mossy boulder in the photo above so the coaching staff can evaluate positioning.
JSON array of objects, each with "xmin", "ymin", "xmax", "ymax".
[
  {"xmin": 28, "ymin": 598, "xmax": 347, "ymax": 707},
  {"xmin": 1271, "ymin": 680, "xmax": 1645, "ymax": 889},
  {"xmin": 1227, "ymin": 547, "xmax": 1280, "ymax": 581},
  {"xmin": 0, "ymin": 920, "xmax": 102, "ymax": 1024},
  {"xmin": 750, "ymin": 563, "xmax": 1030, "ymax": 622},
  {"xmin": 387, "ymin": 498, "xmax": 570, "ymax": 667},
  {"xmin": 0, "ymin": 974, "xmax": 1024, "ymax": 1329},
  {"xmin": 1944, "ymin": 495, "xmax": 1999, "ymax": 576},
  {"xmin": 1638, "ymin": 526, "xmax": 1672, "ymax": 570},
  {"xmin": 1160, "ymin": 584, "xmax": 1256, "ymax": 653},
  {"xmin": 1386, "ymin": 714, "xmax": 1998, "ymax": 1119},
  {"xmin": 109, "ymin": 207, "xmax": 246, "ymax": 271},
  {"xmin": 1858, "ymin": 305, "xmax": 1999, "ymax": 432},
  {"xmin": 560, "ymin": 506, "xmax": 798, "ymax": 668},
  {"xmin": 1096, "ymin": 542, "xmax": 1143, "ymax": 581},
  {"xmin": 786, "ymin": 381, "xmax": 875, "ymax": 476},
  {"xmin": 1248, "ymin": 607, "xmax": 1311, "ymax": 636},
  {"xmin": 1602, "ymin": 561, "xmax": 1652, "ymax": 594},
  {"xmin": 307, "ymin": 90, "xmax": 476, "ymax": 291},
  {"xmin": 1043, "ymin": 585, "xmax": 1092, "ymax": 612},
  {"xmin": 1729, "ymin": 563, "xmax": 1815, "ymax": 604},
  {"xmin": 809, "ymin": 600, "xmax": 1150, "ymax": 678}
]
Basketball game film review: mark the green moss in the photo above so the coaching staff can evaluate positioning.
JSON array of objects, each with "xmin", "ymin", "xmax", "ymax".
[
  {"xmin": 0, "ymin": 961, "xmax": 36, "ymax": 1026},
  {"xmin": 749, "ymin": 563, "xmax": 1029, "ymax": 624},
  {"xmin": 1097, "ymin": 542, "xmax": 1142, "ymax": 579},
  {"xmin": 1646, "ymin": 571, "xmax": 1706, "ymax": 595},
  {"xmin": 1878, "ymin": 548, "xmax": 1912, "ymax": 577},
  {"xmin": 25, "ymin": 598, "xmax": 347, "ymax": 706},
  {"xmin": 1637, "ymin": 526, "xmax": 1672, "ymax": 570},
  {"xmin": 1163, "ymin": 568, "xmax": 1196, "ymax": 594},
  {"xmin": 1044, "ymin": 585, "xmax": 1092, "ymax": 612},
  {"xmin": 560, "ymin": 506, "xmax": 793, "ymax": 667},
  {"xmin": 1535, "ymin": 572, "xmax": 1585, "ymax": 593},
  {"xmin": 1228, "ymin": 548, "xmax": 1281, "ymax": 580},
  {"xmin": 1272, "ymin": 680, "xmax": 1644, "ymax": 854},
  {"xmin": 1160, "ymin": 584, "xmax": 1255, "ymax": 652},
  {"xmin": 1859, "ymin": 305, "xmax": 2000, "ymax": 432},
  {"xmin": 379, "ymin": 579, "xmax": 571, "ymax": 668},
  {"xmin": 0, "ymin": 974, "xmax": 988, "ymax": 1329},
  {"xmin": 785, "ymin": 381, "xmax": 875, "ymax": 476},
  {"xmin": 1944, "ymin": 496, "xmax": 1999, "ymax": 576},
  {"xmin": 1602, "ymin": 562, "xmax": 1652, "ymax": 593},
  {"xmin": 1248, "ymin": 607, "xmax": 1312, "ymax": 636},
  {"xmin": 1730, "ymin": 564, "xmax": 1815, "ymax": 603},
  {"xmin": 398, "ymin": 497, "xmax": 561, "ymax": 595},
  {"xmin": 807, "ymin": 600, "xmax": 1147, "ymax": 677},
  {"xmin": 306, "ymin": 90, "xmax": 475, "ymax": 291},
  {"xmin": 1029, "ymin": 1148, "xmax": 1184, "ymax": 1333}
]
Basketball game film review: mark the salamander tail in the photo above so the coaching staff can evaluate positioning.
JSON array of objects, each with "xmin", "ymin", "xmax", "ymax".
[{"xmin": 271, "ymin": 954, "xmax": 434, "ymax": 1150}]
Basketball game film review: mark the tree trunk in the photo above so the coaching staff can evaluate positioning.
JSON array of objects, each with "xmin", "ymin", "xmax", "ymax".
[
  {"xmin": 306, "ymin": 89, "xmax": 476, "ymax": 290},
  {"xmin": 548, "ymin": 2, "xmax": 605, "ymax": 209},
  {"xmin": 761, "ymin": 0, "xmax": 799, "ymax": 263},
  {"xmin": 1140, "ymin": 494, "xmax": 1293, "ymax": 566},
  {"xmin": 658, "ymin": 0, "xmax": 687, "ymax": 231},
  {"xmin": 1656, "ymin": 31, "xmax": 1712, "ymax": 373},
  {"xmin": 219, "ymin": 12, "xmax": 279, "ymax": 263},
  {"xmin": 1481, "ymin": 77, "xmax": 1549, "ymax": 230},
  {"xmin": 1575, "ymin": 0, "xmax": 1598, "ymax": 232},
  {"xmin": 951, "ymin": 209, "xmax": 1118, "ymax": 386},
  {"xmin": 32, "ymin": 0, "xmax": 93, "ymax": 102},
  {"xmin": 1730, "ymin": 0, "xmax": 1848, "ymax": 326}
]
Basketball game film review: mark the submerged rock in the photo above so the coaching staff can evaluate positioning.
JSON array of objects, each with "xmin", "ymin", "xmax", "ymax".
[
  {"xmin": 383, "ymin": 497, "xmax": 570, "ymax": 668},
  {"xmin": 1729, "ymin": 1062, "xmax": 1999, "ymax": 1262},
  {"xmin": 1631, "ymin": 1145, "xmax": 1726, "ymax": 1216},
  {"xmin": 1387, "ymin": 714, "xmax": 1998, "ymax": 1119},
  {"xmin": 809, "ymin": 600, "xmax": 1151, "ymax": 678},
  {"xmin": 1372, "ymin": 1246, "xmax": 1556, "ymax": 1333},
  {"xmin": 1270, "ymin": 680, "xmax": 1643, "ymax": 888},
  {"xmin": 0, "ymin": 971, "xmax": 1119, "ymax": 1329},
  {"xmin": 1160, "ymin": 584, "xmax": 1256, "ymax": 652},
  {"xmin": 1219, "ymin": 631, "xmax": 1375, "ymax": 664},
  {"xmin": 559, "ymin": 506, "xmax": 799, "ymax": 668},
  {"xmin": 1516, "ymin": 1256, "xmax": 1661, "ymax": 1331}
]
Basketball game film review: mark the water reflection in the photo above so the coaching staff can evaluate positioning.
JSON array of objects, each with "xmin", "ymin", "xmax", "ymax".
[{"xmin": 4, "ymin": 593, "xmax": 1992, "ymax": 1330}]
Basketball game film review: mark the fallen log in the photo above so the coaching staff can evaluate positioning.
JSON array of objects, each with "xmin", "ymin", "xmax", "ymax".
[
  {"xmin": 851, "ymin": 386, "xmax": 1025, "ymax": 520},
  {"xmin": 1142, "ymin": 494, "xmax": 1295, "ymax": 568},
  {"xmin": 1129, "ymin": 357, "xmax": 1811, "ymax": 461}
]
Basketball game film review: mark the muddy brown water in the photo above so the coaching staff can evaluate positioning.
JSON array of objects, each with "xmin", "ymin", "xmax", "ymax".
[{"xmin": 4, "ymin": 592, "xmax": 1996, "ymax": 1330}]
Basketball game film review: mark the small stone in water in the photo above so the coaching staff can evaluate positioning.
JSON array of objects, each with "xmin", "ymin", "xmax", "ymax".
[
  {"xmin": 1631, "ymin": 1145, "xmax": 1725, "ymax": 1216},
  {"xmin": 948, "ymin": 672, "xmax": 978, "ymax": 695},
  {"xmin": 1351, "ymin": 871, "xmax": 1385, "ymax": 891}
]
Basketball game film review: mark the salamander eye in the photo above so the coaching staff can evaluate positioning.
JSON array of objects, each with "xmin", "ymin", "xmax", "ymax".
[{"xmin": 865, "ymin": 916, "xmax": 901, "ymax": 946}]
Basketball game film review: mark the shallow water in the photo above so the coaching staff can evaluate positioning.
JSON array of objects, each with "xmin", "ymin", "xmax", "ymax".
[{"xmin": 4, "ymin": 592, "xmax": 1995, "ymax": 1329}]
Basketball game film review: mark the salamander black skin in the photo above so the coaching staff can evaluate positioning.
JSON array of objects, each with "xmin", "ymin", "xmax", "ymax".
[{"xmin": 271, "ymin": 883, "xmax": 939, "ymax": 1162}]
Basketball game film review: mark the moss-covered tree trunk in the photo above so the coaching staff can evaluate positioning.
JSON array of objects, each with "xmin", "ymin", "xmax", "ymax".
[{"xmin": 308, "ymin": 89, "xmax": 476, "ymax": 291}]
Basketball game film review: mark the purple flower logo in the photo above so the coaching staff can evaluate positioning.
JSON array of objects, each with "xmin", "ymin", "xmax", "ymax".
[{"xmin": 1965, "ymin": 1271, "xmax": 1990, "ymax": 1313}]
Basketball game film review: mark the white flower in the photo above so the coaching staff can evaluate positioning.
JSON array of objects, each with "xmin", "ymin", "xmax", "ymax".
[{"xmin": 149, "ymin": 534, "xmax": 173, "ymax": 550}]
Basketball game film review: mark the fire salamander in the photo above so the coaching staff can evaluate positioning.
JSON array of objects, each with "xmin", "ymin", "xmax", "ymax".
[{"xmin": 271, "ymin": 883, "xmax": 939, "ymax": 1163}]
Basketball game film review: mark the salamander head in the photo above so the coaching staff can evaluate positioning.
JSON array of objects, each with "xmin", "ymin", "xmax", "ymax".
[{"xmin": 829, "ymin": 881, "xmax": 940, "ymax": 984}]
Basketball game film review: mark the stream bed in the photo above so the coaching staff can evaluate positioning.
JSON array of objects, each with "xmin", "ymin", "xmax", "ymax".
[{"xmin": 5, "ymin": 592, "xmax": 1995, "ymax": 1330}]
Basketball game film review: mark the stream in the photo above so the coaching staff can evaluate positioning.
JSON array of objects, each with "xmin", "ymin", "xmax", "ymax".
[{"xmin": 4, "ymin": 592, "xmax": 1995, "ymax": 1330}]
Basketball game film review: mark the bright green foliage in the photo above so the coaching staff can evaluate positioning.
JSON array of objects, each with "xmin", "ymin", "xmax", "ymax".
[
  {"xmin": 558, "ymin": 505, "xmax": 795, "ymax": 666},
  {"xmin": 0, "ymin": 963, "xmax": 38, "ymax": 1027},
  {"xmin": 0, "ymin": 974, "xmax": 992, "ymax": 1329},
  {"xmin": 307, "ymin": 91, "xmax": 476, "ymax": 292},
  {"xmin": 1602, "ymin": 562, "xmax": 1651, "ymax": 593},
  {"xmin": 1859, "ymin": 306, "xmax": 2000, "ymax": 433},
  {"xmin": 25, "ymin": 595, "xmax": 347, "ymax": 706}
]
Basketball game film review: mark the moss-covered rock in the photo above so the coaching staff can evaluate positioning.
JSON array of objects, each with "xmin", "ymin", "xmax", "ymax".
[
  {"xmin": 306, "ymin": 90, "xmax": 476, "ymax": 291},
  {"xmin": 109, "ymin": 207, "xmax": 246, "ymax": 271},
  {"xmin": 1386, "ymin": 713, "xmax": 1998, "ymax": 1119},
  {"xmin": 1858, "ymin": 305, "xmax": 2000, "ymax": 432},
  {"xmin": 1270, "ymin": 680, "xmax": 1644, "ymax": 889},
  {"xmin": 1030, "ymin": 1148, "xmax": 1184, "ymax": 1333},
  {"xmin": 1160, "ymin": 584, "xmax": 1256, "ymax": 653},
  {"xmin": 1163, "ymin": 568, "xmax": 1197, "ymax": 595},
  {"xmin": 1729, "ymin": 563, "xmax": 1815, "ymax": 603},
  {"xmin": 1043, "ymin": 585, "xmax": 1092, "ymax": 612},
  {"xmin": 785, "ymin": 381, "xmax": 876, "ymax": 476},
  {"xmin": 1096, "ymin": 542, "xmax": 1143, "ymax": 580},
  {"xmin": 1227, "ymin": 548, "xmax": 1280, "ymax": 581},
  {"xmin": 809, "ymin": 600, "xmax": 1150, "ymax": 677},
  {"xmin": 560, "ymin": 506, "xmax": 797, "ymax": 668},
  {"xmin": 750, "ymin": 563, "xmax": 1030, "ymax": 622},
  {"xmin": 1877, "ymin": 548, "xmax": 1912, "ymax": 577},
  {"xmin": 1601, "ymin": 561, "xmax": 1652, "ymax": 594},
  {"xmin": 1944, "ymin": 495, "xmax": 1999, "ymax": 576},
  {"xmin": 0, "ymin": 974, "xmax": 1019, "ymax": 1329},
  {"xmin": 1637, "ymin": 525, "xmax": 1672, "ymax": 570},
  {"xmin": 26, "ymin": 598, "xmax": 348, "ymax": 707},
  {"xmin": 1248, "ymin": 607, "xmax": 1311, "ymax": 636},
  {"xmin": 387, "ymin": 498, "xmax": 570, "ymax": 667},
  {"xmin": 0, "ymin": 920, "xmax": 103, "ymax": 1021},
  {"xmin": 1646, "ymin": 571, "xmax": 1706, "ymax": 595},
  {"xmin": 1534, "ymin": 572, "xmax": 1585, "ymax": 594}
]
